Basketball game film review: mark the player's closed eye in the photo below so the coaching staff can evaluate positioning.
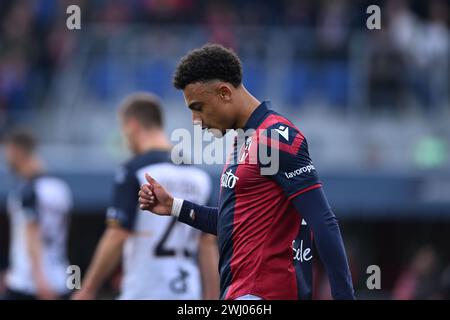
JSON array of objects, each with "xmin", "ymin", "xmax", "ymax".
[{"xmin": 188, "ymin": 102, "xmax": 203, "ymax": 112}]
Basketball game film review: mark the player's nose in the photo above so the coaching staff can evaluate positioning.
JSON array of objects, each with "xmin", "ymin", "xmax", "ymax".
[{"xmin": 192, "ymin": 116, "xmax": 203, "ymax": 127}]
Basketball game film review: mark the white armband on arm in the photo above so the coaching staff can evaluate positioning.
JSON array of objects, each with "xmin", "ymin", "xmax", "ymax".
[{"xmin": 171, "ymin": 198, "xmax": 184, "ymax": 218}]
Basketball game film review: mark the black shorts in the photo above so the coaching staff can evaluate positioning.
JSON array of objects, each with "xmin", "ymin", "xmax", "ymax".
[{"xmin": 0, "ymin": 288, "xmax": 70, "ymax": 300}]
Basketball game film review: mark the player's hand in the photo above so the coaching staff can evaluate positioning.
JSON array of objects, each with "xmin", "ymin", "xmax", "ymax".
[
  {"xmin": 71, "ymin": 289, "xmax": 95, "ymax": 300},
  {"xmin": 35, "ymin": 277, "xmax": 58, "ymax": 300},
  {"xmin": 139, "ymin": 173, "xmax": 173, "ymax": 216}
]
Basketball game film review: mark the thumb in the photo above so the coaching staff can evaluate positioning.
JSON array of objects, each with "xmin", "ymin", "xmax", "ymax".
[{"xmin": 145, "ymin": 173, "xmax": 157, "ymax": 186}]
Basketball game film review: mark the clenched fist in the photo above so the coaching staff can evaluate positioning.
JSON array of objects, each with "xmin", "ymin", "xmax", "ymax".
[{"xmin": 138, "ymin": 173, "xmax": 174, "ymax": 216}]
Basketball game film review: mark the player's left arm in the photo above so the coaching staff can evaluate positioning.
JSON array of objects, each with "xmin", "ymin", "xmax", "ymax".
[
  {"xmin": 291, "ymin": 188, "xmax": 355, "ymax": 299},
  {"xmin": 22, "ymin": 185, "xmax": 58, "ymax": 300},
  {"xmin": 72, "ymin": 226, "xmax": 129, "ymax": 300},
  {"xmin": 265, "ymin": 122, "xmax": 355, "ymax": 300},
  {"xmin": 198, "ymin": 233, "xmax": 220, "ymax": 299},
  {"xmin": 72, "ymin": 165, "xmax": 137, "ymax": 300},
  {"xmin": 196, "ymin": 174, "xmax": 220, "ymax": 300}
]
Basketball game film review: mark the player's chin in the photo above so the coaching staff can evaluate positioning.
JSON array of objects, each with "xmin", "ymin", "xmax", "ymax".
[{"xmin": 207, "ymin": 127, "xmax": 225, "ymax": 138}]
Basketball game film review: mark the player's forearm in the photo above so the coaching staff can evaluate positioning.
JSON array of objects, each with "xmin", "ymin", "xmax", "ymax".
[
  {"xmin": 81, "ymin": 228, "xmax": 127, "ymax": 293},
  {"xmin": 172, "ymin": 199, "xmax": 219, "ymax": 235},
  {"xmin": 311, "ymin": 213, "xmax": 355, "ymax": 300},
  {"xmin": 292, "ymin": 188, "xmax": 355, "ymax": 300},
  {"xmin": 198, "ymin": 234, "xmax": 220, "ymax": 299},
  {"xmin": 25, "ymin": 223, "xmax": 48, "ymax": 285}
]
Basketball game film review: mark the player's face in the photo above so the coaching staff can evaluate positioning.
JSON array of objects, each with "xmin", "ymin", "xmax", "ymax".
[
  {"xmin": 121, "ymin": 118, "xmax": 139, "ymax": 154},
  {"xmin": 4, "ymin": 143, "xmax": 22, "ymax": 173},
  {"xmin": 183, "ymin": 81, "xmax": 236, "ymax": 137}
]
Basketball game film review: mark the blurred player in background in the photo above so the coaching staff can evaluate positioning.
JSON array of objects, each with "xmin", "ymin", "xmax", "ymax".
[
  {"xmin": 72, "ymin": 93, "xmax": 220, "ymax": 300},
  {"xmin": 139, "ymin": 44, "xmax": 355, "ymax": 300},
  {"xmin": 1, "ymin": 129, "xmax": 73, "ymax": 300}
]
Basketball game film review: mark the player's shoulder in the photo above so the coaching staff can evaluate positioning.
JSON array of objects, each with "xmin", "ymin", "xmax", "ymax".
[
  {"xmin": 33, "ymin": 174, "xmax": 72, "ymax": 206},
  {"xmin": 34, "ymin": 173, "xmax": 64, "ymax": 183},
  {"xmin": 258, "ymin": 110, "xmax": 302, "ymax": 132},
  {"xmin": 31, "ymin": 174, "xmax": 69, "ymax": 192},
  {"xmin": 114, "ymin": 151, "xmax": 166, "ymax": 185},
  {"xmin": 257, "ymin": 111, "xmax": 305, "ymax": 145},
  {"xmin": 124, "ymin": 150, "xmax": 171, "ymax": 172}
]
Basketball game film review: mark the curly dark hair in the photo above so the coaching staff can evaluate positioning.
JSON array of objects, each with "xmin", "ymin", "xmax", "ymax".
[{"xmin": 173, "ymin": 44, "xmax": 243, "ymax": 90}]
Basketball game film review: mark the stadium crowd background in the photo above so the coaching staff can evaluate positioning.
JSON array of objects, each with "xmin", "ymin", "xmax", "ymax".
[{"xmin": 0, "ymin": 0, "xmax": 449, "ymax": 299}]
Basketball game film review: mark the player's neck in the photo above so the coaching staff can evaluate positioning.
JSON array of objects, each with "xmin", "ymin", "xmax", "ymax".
[
  {"xmin": 137, "ymin": 130, "xmax": 172, "ymax": 155},
  {"xmin": 234, "ymin": 86, "xmax": 261, "ymax": 130}
]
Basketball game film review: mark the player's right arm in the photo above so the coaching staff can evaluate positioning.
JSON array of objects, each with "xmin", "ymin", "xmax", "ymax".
[
  {"xmin": 71, "ymin": 227, "xmax": 129, "ymax": 300},
  {"xmin": 22, "ymin": 183, "xmax": 58, "ymax": 300},
  {"xmin": 72, "ymin": 165, "xmax": 138, "ymax": 300},
  {"xmin": 139, "ymin": 174, "xmax": 219, "ymax": 235},
  {"xmin": 26, "ymin": 222, "xmax": 58, "ymax": 300}
]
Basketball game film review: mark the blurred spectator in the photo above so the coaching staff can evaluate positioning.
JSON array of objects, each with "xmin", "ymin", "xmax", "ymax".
[
  {"xmin": 204, "ymin": 1, "xmax": 238, "ymax": 49},
  {"xmin": 316, "ymin": 0, "xmax": 350, "ymax": 57},
  {"xmin": 368, "ymin": 30, "xmax": 407, "ymax": 112},
  {"xmin": 0, "ymin": 50, "xmax": 31, "ymax": 126},
  {"xmin": 0, "ymin": 0, "xmax": 447, "ymax": 123},
  {"xmin": 387, "ymin": 0, "xmax": 418, "ymax": 54},
  {"xmin": 0, "ymin": 1, "xmax": 35, "ymax": 128},
  {"xmin": 392, "ymin": 245, "xmax": 441, "ymax": 299},
  {"xmin": 139, "ymin": 0, "xmax": 195, "ymax": 24},
  {"xmin": 385, "ymin": 0, "xmax": 449, "ymax": 112},
  {"xmin": 437, "ymin": 265, "xmax": 450, "ymax": 299},
  {"xmin": 421, "ymin": 0, "xmax": 449, "ymax": 112},
  {"xmin": 283, "ymin": 0, "xmax": 316, "ymax": 27}
]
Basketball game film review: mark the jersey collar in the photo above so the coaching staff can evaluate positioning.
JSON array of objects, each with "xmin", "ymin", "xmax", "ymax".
[{"xmin": 242, "ymin": 100, "xmax": 271, "ymax": 131}]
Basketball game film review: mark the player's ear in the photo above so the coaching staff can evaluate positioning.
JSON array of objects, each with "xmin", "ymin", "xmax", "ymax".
[
  {"xmin": 127, "ymin": 117, "xmax": 141, "ymax": 131},
  {"xmin": 217, "ymin": 83, "xmax": 232, "ymax": 102}
]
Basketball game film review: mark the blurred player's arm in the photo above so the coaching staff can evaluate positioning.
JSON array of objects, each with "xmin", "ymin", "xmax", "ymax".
[
  {"xmin": 139, "ymin": 173, "xmax": 219, "ymax": 235},
  {"xmin": 198, "ymin": 233, "xmax": 220, "ymax": 299},
  {"xmin": 25, "ymin": 222, "xmax": 58, "ymax": 300},
  {"xmin": 73, "ymin": 165, "xmax": 139, "ymax": 300},
  {"xmin": 72, "ymin": 226, "xmax": 129, "ymax": 300},
  {"xmin": 22, "ymin": 185, "xmax": 58, "ymax": 300}
]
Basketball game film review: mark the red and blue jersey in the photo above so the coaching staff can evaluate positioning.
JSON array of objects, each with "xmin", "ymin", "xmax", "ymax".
[
  {"xmin": 217, "ymin": 101, "xmax": 321, "ymax": 300},
  {"xmin": 178, "ymin": 101, "xmax": 354, "ymax": 299}
]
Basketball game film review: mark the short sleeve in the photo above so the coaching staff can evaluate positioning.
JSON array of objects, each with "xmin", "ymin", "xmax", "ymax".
[
  {"xmin": 106, "ymin": 165, "xmax": 140, "ymax": 231},
  {"xmin": 21, "ymin": 183, "xmax": 39, "ymax": 223},
  {"xmin": 259, "ymin": 121, "xmax": 321, "ymax": 199}
]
